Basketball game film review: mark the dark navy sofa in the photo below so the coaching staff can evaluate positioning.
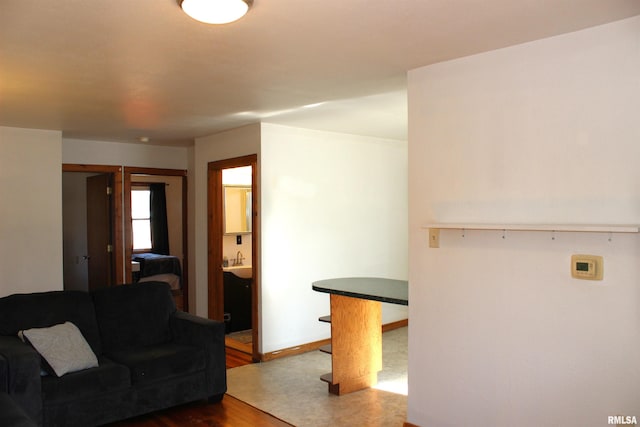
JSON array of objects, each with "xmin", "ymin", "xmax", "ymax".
[
  {"xmin": 0, "ymin": 282, "xmax": 226, "ymax": 427},
  {"xmin": 0, "ymin": 390, "xmax": 37, "ymax": 427}
]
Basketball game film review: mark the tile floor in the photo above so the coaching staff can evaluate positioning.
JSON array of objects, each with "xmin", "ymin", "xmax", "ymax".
[{"xmin": 226, "ymin": 327, "xmax": 407, "ymax": 427}]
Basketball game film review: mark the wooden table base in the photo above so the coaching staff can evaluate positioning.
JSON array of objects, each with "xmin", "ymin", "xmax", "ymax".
[{"xmin": 321, "ymin": 294, "xmax": 382, "ymax": 395}]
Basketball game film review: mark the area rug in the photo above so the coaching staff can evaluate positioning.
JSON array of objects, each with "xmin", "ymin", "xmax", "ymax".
[{"xmin": 226, "ymin": 327, "xmax": 407, "ymax": 427}]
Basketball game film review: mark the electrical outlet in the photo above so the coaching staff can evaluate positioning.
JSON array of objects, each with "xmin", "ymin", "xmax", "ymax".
[{"xmin": 429, "ymin": 228, "xmax": 440, "ymax": 248}]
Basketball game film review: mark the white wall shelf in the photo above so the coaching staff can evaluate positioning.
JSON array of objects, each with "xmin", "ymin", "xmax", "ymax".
[{"xmin": 423, "ymin": 224, "xmax": 640, "ymax": 233}]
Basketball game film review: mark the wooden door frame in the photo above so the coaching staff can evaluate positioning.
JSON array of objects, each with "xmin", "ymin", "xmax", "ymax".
[
  {"xmin": 124, "ymin": 167, "xmax": 189, "ymax": 311},
  {"xmin": 62, "ymin": 164, "xmax": 124, "ymax": 285},
  {"xmin": 208, "ymin": 154, "xmax": 259, "ymax": 361}
]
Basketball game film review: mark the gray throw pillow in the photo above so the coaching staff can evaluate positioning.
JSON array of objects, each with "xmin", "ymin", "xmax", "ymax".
[{"xmin": 18, "ymin": 321, "xmax": 98, "ymax": 377}]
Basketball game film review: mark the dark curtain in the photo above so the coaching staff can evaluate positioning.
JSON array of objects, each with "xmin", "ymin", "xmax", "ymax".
[{"xmin": 149, "ymin": 183, "xmax": 170, "ymax": 255}]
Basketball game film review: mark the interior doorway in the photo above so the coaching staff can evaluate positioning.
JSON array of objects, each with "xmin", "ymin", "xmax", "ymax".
[
  {"xmin": 208, "ymin": 155, "xmax": 259, "ymax": 362},
  {"xmin": 124, "ymin": 167, "xmax": 189, "ymax": 311},
  {"xmin": 62, "ymin": 164, "xmax": 124, "ymax": 290}
]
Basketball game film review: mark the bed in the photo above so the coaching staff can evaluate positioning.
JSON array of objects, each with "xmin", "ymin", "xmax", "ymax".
[{"xmin": 132, "ymin": 253, "xmax": 182, "ymax": 290}]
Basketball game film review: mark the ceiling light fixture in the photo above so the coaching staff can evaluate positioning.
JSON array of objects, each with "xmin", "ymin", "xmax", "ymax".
[{"xmin": 178, "ymin": 0, "xmax": 253, "ymax": 25}]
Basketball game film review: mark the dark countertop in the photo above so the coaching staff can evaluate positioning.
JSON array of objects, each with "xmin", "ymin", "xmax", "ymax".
[{"xmin": 312, "ymin": 277, "xmax": 408, "ymax": 306}]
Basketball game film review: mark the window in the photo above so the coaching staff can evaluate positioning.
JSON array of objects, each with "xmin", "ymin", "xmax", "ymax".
[{"xmin": 131, "ymin": 188, "xmax": 152, "ymax": 250}]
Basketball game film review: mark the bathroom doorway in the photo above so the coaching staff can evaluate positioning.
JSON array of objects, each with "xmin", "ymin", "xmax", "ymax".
[{"xmin": 208, "ymin": 155, "xmax": 259, "ymax": 361}]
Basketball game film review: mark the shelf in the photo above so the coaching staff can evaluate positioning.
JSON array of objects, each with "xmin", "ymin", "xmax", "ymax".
[
  {"xmin": 320, "ymin": 373, "xmax": 339, "ymax": 395},
  {"xmin": 423, "ymin": 224, "xmax": 640, "ymax": 233},
  {"xmin": 320, "ymin": 373, "xmax": 333, "ymax": 383}
]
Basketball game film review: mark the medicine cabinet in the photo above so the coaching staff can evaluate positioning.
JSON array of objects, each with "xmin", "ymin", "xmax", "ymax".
[{"xmin": 224, "ymin": 186, "xmax": 252, "ymax": 234}]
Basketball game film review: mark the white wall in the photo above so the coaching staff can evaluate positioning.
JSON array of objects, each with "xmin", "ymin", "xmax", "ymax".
[
  {"xmin": 193, "ymin": 123, "xmax": 408, "ymax": 354},
  {"xmin": 0, "ymin": 127, "xmax": 63, "ymax": 296},
  {"xmin": 62, "ymin": 138, "xmax": 189, "ymax": 169},
  {"xmin": 408, "ymin": 17, "xmax": 640, "ymax": 427},
  {"xmin": 260, "ymin": 123, "xmax": 408, "ymax": 353},
  {"xmin": 193, "ymin": 124, "xmax": 262, "ymax": 317}
]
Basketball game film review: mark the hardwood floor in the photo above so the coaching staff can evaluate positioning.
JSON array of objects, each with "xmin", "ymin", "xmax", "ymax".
[
  {"xmin": 107, "ymin": 345, "xmax": 292, "ymax": 427},
  {"xmin": 225, "ymin": 337, "xmax": 254, "ymax": 368},
  {"xmin": 109, "ymin": 395, "xmax": 292, "ymax": 427}
]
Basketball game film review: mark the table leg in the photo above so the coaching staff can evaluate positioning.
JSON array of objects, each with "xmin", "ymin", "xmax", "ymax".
[{"xmin": 328, "ymin": 294, "xmax": 382, "ymax": 395}]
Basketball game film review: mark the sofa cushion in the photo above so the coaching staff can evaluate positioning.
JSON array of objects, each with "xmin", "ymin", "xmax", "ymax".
[
  {"xmin": 41, "ymin": 357, "xmax": 130, "ymax": 404},
  {"xmin": 107, "ymin": 343, "xmax": 205, "ymax": 386},
  {"xmin": 19, "ymin": 322, "xmax": 98, "ymax": 377},
  {"xmin": 92, "ymin": 282, "xmax": 176, "ymax": 353},
  {"xmin": 0, "ymin": 291, "xmax": 102, "ymax": 356}
]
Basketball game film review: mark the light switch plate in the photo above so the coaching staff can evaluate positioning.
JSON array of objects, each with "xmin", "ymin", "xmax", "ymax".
[
  {"xmin": 571, "ymin": 254, "xmax": 603, "ymax": 280},
  {"xmin": 428, "ymin": 228, "xmax": 440, "ymax": 248}
]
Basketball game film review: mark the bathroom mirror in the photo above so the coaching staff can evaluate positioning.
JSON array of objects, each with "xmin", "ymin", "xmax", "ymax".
[{"xmin": 224, "ymin": 185, "xmax": 252, "ymax": 234}]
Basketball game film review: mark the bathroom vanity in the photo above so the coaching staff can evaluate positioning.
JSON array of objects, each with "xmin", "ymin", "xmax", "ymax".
[{"xmin": 223, "ymin": 269, "xmax": 252, "ymax": 333}]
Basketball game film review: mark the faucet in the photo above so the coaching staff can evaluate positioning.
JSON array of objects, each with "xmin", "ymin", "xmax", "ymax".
[{"xmin": 234, "ymin": 251, "xmax": 244, "ymax": 266}]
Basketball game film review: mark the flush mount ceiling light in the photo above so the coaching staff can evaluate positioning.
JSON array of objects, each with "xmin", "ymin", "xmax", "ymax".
[{"xmin": 178, "ymin": 0, "xmax": 253, "ymax": 24}]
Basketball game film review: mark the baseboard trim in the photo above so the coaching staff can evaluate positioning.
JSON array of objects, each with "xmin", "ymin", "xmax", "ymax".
[
  {"xmin": 261, "ymin": 338, "xmax": 332, "ymax": 361},
  {"xmin": 260, "ymin": 319, "xmax": 408, "ymax": 362},
  {"xmin": 383, "ymin": 318, "xmax": 408, "ymax": 332}
]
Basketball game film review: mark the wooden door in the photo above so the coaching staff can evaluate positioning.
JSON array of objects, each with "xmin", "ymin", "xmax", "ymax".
[{"xmin": 87, "ymin": 174, "xmax": 114, "ymax": 290}]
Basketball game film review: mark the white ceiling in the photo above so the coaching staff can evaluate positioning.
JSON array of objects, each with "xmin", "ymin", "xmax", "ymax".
[{"xmin": 1, "ymin": 1, "xmax": 639, "ymax": 146}]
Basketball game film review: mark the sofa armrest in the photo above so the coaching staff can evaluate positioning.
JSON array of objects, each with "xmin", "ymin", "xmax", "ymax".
[
  {"xmin": 0, "ymin": 336, "xmax": 42, "ymax": 425},
  {"xmin": 0, "ymin": 354, "xmax": 7, "ymax": 393},
  {"xmin": 0, "ymin": 392, "xmax": 39, "ymax": 427},
  {"xmin": 169, "ymin": 312, "xmax": 227, "ymax": 397}
]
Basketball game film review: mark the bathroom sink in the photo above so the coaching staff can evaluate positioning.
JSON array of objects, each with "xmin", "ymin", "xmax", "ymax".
[{"xmin": 223, "ymin": 265, "xmax": 252, "ymax": 279}]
